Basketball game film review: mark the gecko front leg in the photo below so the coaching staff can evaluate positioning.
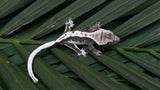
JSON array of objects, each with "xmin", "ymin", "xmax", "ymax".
[
  {"xmin": 64, "ymin": 43, "xmax": 87, "ymax": 56},
  {"xmin": 88, "ymin": 44, "xmax": 102, "ymax": 56},
  {"xmin": 88, "ymin": 22, "xmax": 102, "ymax": 32}
]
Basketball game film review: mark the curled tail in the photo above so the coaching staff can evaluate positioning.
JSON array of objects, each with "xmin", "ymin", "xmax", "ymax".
[{"xmin": 27, "ymin": 40, "xmax": 57, "ymax": 83}]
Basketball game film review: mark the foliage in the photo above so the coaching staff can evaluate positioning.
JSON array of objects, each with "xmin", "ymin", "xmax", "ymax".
[{"xmin": 0, "ymin": 0, "xmax": 160, "ymax": 89}]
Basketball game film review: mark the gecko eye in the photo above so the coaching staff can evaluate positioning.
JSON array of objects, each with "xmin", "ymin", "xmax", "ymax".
[
  {"xmin": 108, "ymin": 33, "xmax": 112, "ymax": 37},
  {"xmin": 108, "ymin": 32, "xmax": 114, "ymax": 37}
]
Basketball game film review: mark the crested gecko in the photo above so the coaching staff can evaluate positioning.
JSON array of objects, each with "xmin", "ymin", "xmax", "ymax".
[{"xmin": 28, "ymin": 18, "xmax": 120, "ymax": 83}]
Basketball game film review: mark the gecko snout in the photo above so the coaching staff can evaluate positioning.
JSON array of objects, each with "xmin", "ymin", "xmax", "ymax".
[
  {"xmin": 105, "ymin": 35, "xmax": 120, "ymax": 46},
  {"xmin": 112, "ymin": 35, "xmax": 120, "ymax": 44}
]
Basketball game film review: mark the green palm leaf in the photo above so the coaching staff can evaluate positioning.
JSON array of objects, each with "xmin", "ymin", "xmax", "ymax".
[{"xmin": 0, "ymin": 0, "xmax": 160, "ymax": 89}]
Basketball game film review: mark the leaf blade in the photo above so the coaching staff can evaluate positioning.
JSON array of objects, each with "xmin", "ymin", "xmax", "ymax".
[
  {"xmin": 0, "ymin": 0, "xmax": 65, "ymax": 37},
  {"xmin": 13, "ymin": 42, "xmax": 84, "ymax": 90},
  {"xmin": 30, "ymin": 0, "xmax": 106, "ymax": 39},
  {"xmin": 113, "ymin": 1, "xmax": 160, "ymax": 38},
  {"xmin": 90, "ymin": 51, "xmax": 160, "ymax": 89},
  {"xmin": 0, "ymin": 51, "xmax": 38, "ymax": 90},
  {"xmin": 51, "ymin": 48, "xmax": 129, "ymax": 90}
]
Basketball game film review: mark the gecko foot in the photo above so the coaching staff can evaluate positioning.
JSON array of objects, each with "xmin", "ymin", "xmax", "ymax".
[
  {"xmin": 93, "ymin": 50, "xmax": 102, "ymax": 56},
  {"xmin": 66, "ymin": 17, "xmax": 74, "ymax": 28},
  {"xmin": 78, "ymin": 49, "xmax": 87, "ymax": 57}
]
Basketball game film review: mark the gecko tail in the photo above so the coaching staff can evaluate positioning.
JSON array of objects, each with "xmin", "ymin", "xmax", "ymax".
[{"xmin": 27, "ymin": 40, "xmax": 57, "ymax": 83}]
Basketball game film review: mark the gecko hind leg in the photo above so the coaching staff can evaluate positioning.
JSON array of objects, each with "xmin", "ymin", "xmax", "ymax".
[
  {"xmin": 64, "ymin": 43, "xmax": 87, "ymax": 56},
  {"xmin": 64, "ymin": 18, "xmax": 74, "ymax": 33},
  {"xmin": 88, "ymin": 44, "xmax": 101, "ymax": 56}
]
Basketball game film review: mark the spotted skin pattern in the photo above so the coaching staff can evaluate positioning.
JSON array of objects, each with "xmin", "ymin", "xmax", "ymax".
[{"xmin": 27, "ymin": 18, "xmax": 120, "ymax": 83}]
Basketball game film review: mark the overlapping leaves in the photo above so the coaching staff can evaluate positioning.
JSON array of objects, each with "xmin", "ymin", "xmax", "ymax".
[{"xmin": 0, "ymin": 0, "xmax": 160, "ymax": 89}]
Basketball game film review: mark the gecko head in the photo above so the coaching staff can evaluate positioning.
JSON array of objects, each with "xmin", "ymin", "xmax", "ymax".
[
  {"xmin": 104, "ymin": 30, "xmax": 120, "ymax": 46},
  {"xmin": 95, "ymin": 29, "xmax": 120, "ymax": 46}
]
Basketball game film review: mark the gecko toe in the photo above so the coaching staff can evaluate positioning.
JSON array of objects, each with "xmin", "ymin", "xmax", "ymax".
[
  {"xmin": 77, "ymin": 49, "xmax": 87, "ymax": 57},
  {"xmin": 94, "ymin": 51, "xmax": 102, "ymax": 56},
  {"xmin": 81, "ymin": 49, "xmax": 87, "ymax": 56}
]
